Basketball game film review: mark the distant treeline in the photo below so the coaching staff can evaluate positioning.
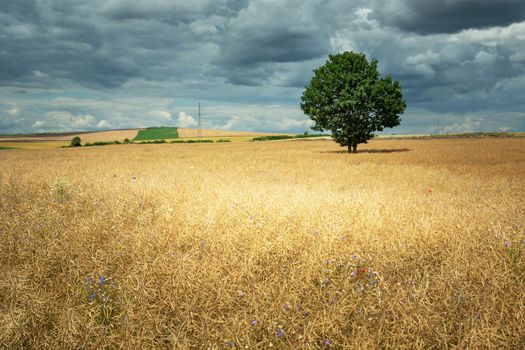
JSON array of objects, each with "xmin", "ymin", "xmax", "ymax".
[
  {"xmin": 251, "ymin": 134, "xmax": 331, "ymax": 141},
  {"xmin": 77, "ymin": 138, "xmax": 232, "ymax": 147},
  {"xmin": 377, "ymin": 132, "xmax": 523, "ymax": 140}
]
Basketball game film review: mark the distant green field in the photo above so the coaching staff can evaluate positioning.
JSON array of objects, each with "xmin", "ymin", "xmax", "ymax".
[
  {"xmin": 133, "ymin": 127, "xmax": 179, "ymax": 141},
  {"xmin": 0, "ymin": 146, "xmax": 16, "ymax": 150}
]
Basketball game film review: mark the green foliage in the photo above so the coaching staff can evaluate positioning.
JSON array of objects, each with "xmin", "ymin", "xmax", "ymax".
[
  {"xmin": 170, "ymin": 139, "xmax": 214, "ymax": 143},
  {"xmin": 50, "ymin": 178, "xmax": 70, "ymax": 202},
  {"xmin": 251, "ymin": 135, "xmax": 294, "ymax": 141},
  {"xmin": 216, "ymin": 139, "xmax": 231, "ymax": 142},
  {"xmin": 251, "ymin": 134, "xmax": 331, "ymax": 141},
  {"xmin": 70, "ymin": 136, "xmax": 81, "ymax": 147},
  {"xmin": 0, "ymin": 146, "xmax": 16, "ymax": 150},
  {"xmin": 138, "ymin": 139, "xmax": 167, "ymax": 144},
  {"xmin": 301, "ymin": 51, "xmax": 406, "ymax": 153},
  {"xmin": 84, "ymin": 141, "xmax": 121, "ymax": 147},
  {"xmin": 133, "ymin": 127, "xmax": 179, "ymax": 141},
  {"xmin": 123, "ymin": 138, "xmax": 130, "ymax": 144},
  {"xmin": 85, "ymin": 276, "xmax": 119, "ymax": 326},
  {"xmin": 293, "ymin": 134, "xmax": 331, "ymax": 139}
]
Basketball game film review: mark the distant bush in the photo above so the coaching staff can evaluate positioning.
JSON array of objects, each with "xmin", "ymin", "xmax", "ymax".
[
  {"xmin": 293, "ymin": 133, "xmax": 331, "ymax": 139},
  {"xmin": 84, "ymin": 141, "xmax": 121, "ymax": 147},
  {"xmin": 216, "ymin": 139, "xmax": 231, "ymax": 142},
  {"xmin": 123, "ymin": 138, "xmax": 130, "ymax": 144},
  {"xmin": 251, "ymin": 135, "xmax": 294, "ymax": 141},
  {"xmin": 138, "ymin": 140, "xmax": 167, "ymax": 144},
  {"xmin": 70, "ymin": 136, "xmax": 81, "ymax": 147},
  {"xmin": 251, "ymin": 134, "xmax": 330, "ymax": 141},
  {"xmin": 170, "ymin": 139, "xmax": 214, "ymax": 143}
]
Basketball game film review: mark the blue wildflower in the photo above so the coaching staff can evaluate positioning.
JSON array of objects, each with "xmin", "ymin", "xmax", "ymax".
[
  {"xmin": 250, "ymin": 319, "xmax": 257, "ymax": 326},
  {"xmin": 99, "ymin": 277, "xmax": 106, "ymax": 285},
  {"xmin": 324, "ymin": 339, "xmax": 332, "ymax": 346},
  {"xmin": 277, "ymin": 327, "xmax": 284, "ymax": 338},
  {"xmin": 88, "ymin": 293, "xmax": 96, "ymax": 302},
  {"xmin": 503, "ymin": 241, "xmax": 511, "ymax": 248}
]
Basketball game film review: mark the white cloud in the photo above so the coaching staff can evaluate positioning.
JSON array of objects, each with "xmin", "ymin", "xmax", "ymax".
[
  {"xmin": 148, "ymin": 110, "xmax": 172, "ymax": 120},
  {"xmin": 72, "ymin": 114, "xmax": 97, "ymax": 127},
  {"xmin": 443, "ymin": 117, "xmax": 483, "ymax": 134},
  {"xmin": 277, "ymin": 118, "xmax": 314, "ymax": 130},
  {"xmin": 190, "ymin": 19, "xmax": 218, "ymax": 34},
  {"xmin": 509, "ymin": 51, "xmax": 525, "ymax": 63},
  {"xmin": 97, "ymin": 119, "xmax": 111, "ymax": 128},
  {"xmin": 210, "ymin": 105, "xmax": 313, "ymax": 133},
  {"xmin": 407, "ymin": 63, "xmax": 436, "ymax": 77},
  {"xmin": 7, "ymin": 108, "xmax": 19, "ymax": 116},
  {"xmin": 405, "ymin": 50, "xmax": 441, "ymax": 65},
  {"xmin": 220, "ymin": 114, "xmax": 241, "ymax": 130},
  {"xmin": 36, "ymin": 111, "xmax": 97, "ymax": 131},
  {"xmin": 473, "ymin": 50, "xmax": 497, "ymax": 65},
  {"xmin": 177, "ymin": 111, "xmax": 197, "ymax": 127},
  {"xmin": 448, "ymin": 22, "xmax": 525, "ymax": 46}
]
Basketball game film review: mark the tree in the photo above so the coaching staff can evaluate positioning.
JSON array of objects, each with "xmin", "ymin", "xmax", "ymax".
[
  {"xmin": 301, "ymin": 52, "xmax": 406, "ymax": 153},
  {"xmin": 70, "ymin": 136, "xmax": 81, "ymax": 147}
]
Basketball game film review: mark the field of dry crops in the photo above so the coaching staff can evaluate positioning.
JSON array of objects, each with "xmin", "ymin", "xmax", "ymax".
[
  {"xmin": 0, "ymin": 129, "xmax": 140, "ymax": 143},
  {"xmin": 177, "ymin": 128, "xmax": 279, "ymax": 139},
  {"xmin": 0, "ymin": 128, "xmax": 280, "ymax": 149},
  {"xmin": 1, "ymin": 138, "xmax": 524, "ymax": 349}
]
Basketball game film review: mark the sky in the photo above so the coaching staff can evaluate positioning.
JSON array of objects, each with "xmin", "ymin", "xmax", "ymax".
[{"xmin": 1, "ymin": 0, "xmax": 524, "ymax": 135}]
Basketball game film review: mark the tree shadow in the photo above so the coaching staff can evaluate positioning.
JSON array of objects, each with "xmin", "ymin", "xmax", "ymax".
[{"xmin": 321, "ymin": 148, "xmax": 411, "ymax": 154}]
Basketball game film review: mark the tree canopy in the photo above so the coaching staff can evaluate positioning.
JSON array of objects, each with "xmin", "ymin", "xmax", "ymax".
[
  {"xmin": 70, "ymin": 136, "xmax": 81, "ymax": 147},
  {"xmin": 301, "ymin": 52, "xmax": 406, "ymax": 153}
]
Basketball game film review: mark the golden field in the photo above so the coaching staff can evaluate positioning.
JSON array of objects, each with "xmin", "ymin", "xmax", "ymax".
[
  {"xmin": 0, "ymin": 128, "xmax": 280, "ymax": 149},
  {"xmin": 0, "ymin": 129, "xmax": 140, "ymax": 143},
  {"xmin": 177, "ymin": 128, "xmax": 281, "ymax": 139},
  {"xmin": 0, "ymin": 138, "xmax": 524, "ymax": 349},
  {"xmin": 0, "ymin": 141, "xmax": 69, "ymax": 149}
]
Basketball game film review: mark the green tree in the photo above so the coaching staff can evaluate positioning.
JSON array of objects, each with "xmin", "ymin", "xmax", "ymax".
[
  {"xmin": 301, "ymin": 52, "xmax": 406, "ymax": 153},
  {"xmin": 70, "ymin": 136, "xmax": 81, "ymax": 147}
]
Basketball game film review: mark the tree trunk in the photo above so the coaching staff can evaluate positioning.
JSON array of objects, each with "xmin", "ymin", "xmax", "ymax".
[
  {"xmin": 352, "ymin": 144, "xmax": 357, "ymax": 153},
  {"xmin": 347, "ymin": 144, "xmax": 352, "ymax": 153}
]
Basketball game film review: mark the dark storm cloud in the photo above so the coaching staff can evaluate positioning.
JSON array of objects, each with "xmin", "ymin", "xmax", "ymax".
[
  {"xmin": 0, "ymin": 0, "xmax": 219, "ymax": 89},
  {"xmin": 373, "ymin": 0, "xmax": 525, "ymax": 34},
  {"xmin": 0, "ymin": 0, "xmax": 134, "ymax": 88},
  {"xmin": 0, "ymin": 0, "xmax": 524, "ymax": 134},
  {"xmin": 213, "ymin": 0, "xmax": 332, "ymax": 86},
  {"xmin": 220, "ymin": 30, "xmax": 327, "ymax": 66}
]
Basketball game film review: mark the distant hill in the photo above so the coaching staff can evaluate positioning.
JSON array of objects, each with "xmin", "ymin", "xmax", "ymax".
[{"xmin": 0, "ymin": 127, "xmax": 289, "ymax": 149}]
